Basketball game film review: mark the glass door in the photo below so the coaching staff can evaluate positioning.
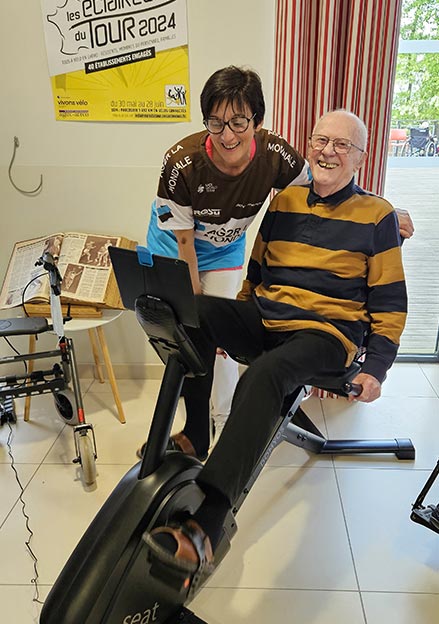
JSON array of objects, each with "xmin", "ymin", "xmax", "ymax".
[{"xmin": 384, "ymin": 0, "xmax": 439, "ymax": 361}]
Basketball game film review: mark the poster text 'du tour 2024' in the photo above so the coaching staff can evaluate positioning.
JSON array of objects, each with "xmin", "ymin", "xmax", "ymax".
[{"xmin": 41, "ymin": 0, "xmax": 190, "ymax": 122}]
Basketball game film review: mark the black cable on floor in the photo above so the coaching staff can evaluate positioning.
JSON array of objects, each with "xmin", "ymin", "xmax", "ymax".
[{"xmin": 5, "ymin": 422, "xmax": 44, "ymax": 605}]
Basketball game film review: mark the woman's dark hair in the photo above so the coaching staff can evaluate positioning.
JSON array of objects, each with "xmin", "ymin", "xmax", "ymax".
[{"xmin": 200, "ymin": 66, "xmax": 265, "ymax": 126}]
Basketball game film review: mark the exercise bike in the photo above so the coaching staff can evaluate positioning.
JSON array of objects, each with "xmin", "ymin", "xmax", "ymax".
[
  {"xmin": 40, "ymin": 248, "xmax": 415, "ymax": 624},
  {"xmin": 0, "ymin": 252, "xmax": 97, "ymax": 486},
  {"xmin": 411, "ymin": 458, "xmax": 439, "ymax": 535}
]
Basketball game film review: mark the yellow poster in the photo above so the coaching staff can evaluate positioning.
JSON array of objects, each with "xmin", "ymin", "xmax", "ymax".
[{"xmin": 41, "ymin": 0, "xmax": 189, "ymax": 122}]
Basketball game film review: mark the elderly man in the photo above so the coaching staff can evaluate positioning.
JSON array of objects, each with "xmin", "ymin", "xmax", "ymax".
[{"xmin": 146, "ymin": 110, "xmax": 407, "ymax": 583}]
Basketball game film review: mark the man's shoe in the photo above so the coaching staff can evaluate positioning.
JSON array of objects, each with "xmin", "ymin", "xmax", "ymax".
[
  {"xmin": 144, "ymin": 519, "xmax": 214, "ymax": 594},
  {"xmin": 136, "ymin": 432, "xmax": 208, "ymax": 462}
]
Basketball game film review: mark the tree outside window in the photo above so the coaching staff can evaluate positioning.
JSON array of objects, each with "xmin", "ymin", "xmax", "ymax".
[{"xmin": 392, "ymin": 0, "xmax": 439, "ymax": 135}]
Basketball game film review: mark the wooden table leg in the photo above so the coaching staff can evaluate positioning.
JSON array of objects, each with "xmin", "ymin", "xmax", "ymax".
[
  {"xmin": 24, "ymin": 335, "xmax": 36, "ymax": 422},
  {"xmin": 95, "ymin": 325, "xmax": 126, "ymax": 424},
  {"xmin": 88, "ymin": 328, "xmax": 105, "ymax": 383}
]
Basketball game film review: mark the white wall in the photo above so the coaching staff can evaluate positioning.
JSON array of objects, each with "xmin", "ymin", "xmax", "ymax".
[{"xmin": 0, "ymin": 0, "xmax": 276, "ymax": 375}]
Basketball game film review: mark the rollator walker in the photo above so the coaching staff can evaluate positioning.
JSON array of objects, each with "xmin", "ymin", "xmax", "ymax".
[
  {"xmin": 0, "ymin": 252, "xmax": 97, "ymax": 486},
  {"xmin": 40, "ymin": 247, "xmax": 415, "ymax": 623}
]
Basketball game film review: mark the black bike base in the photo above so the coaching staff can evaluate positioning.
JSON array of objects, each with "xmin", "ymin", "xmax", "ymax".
[
  {"xmin": 167, "ymin": 607, "xmax": 208, "ymax": 623},
  {"xmin": 410, "ymin": 506, "xmax": 439, "ymax": 535}
]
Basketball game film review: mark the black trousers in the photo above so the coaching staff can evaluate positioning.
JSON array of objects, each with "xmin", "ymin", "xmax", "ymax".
[{"xmin": 184, "ymin": 295, "xmax": 347, "ymax": 506}]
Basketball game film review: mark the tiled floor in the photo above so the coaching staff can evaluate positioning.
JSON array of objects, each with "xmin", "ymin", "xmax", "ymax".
[{"xmin": 1, "ymin": 362, "xmax": 439, "ymax": 623}]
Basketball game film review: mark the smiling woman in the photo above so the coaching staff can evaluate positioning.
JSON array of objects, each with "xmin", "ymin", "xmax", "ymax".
[
  {"xmin": 204, "ymin": 101, "xmax": 262, "ymax": 176},
  {"xmin": 141, "ymin": 65, "xmax": 310, "ymax": 460}
]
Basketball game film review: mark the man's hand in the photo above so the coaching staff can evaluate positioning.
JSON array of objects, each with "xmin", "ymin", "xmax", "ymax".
[
  {"xmin": 396, "ymin": 208, "xmax": 414, "ymax": 239},
  {"xmin": 350, "ymin": 372, "xmax": 381, "ymax": 403}
]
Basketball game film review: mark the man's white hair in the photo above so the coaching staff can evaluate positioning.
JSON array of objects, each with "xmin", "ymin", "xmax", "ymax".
[{"xmin": 313, "ymin": 109, "xmax": 368, "ymax": 151}]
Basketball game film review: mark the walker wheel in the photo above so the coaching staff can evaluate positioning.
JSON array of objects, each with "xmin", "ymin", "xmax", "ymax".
[
  {"xmin": 78, "ymin": 433, "xmax": 97, "ymax": 486},
  {"xmin": 53, "ymin": 388, "xmax": 79, "ymax": 425}
]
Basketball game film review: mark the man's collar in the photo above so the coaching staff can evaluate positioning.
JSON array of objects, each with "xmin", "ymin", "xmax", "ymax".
[{"xmin": 307, "ymin": 178, "xmax": 356, "ymax": 207}]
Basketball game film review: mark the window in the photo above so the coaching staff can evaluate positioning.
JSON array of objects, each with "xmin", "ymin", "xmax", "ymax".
[{"xmin": 384, "ymin": 0, "xmax": 439, "ymax": 360}]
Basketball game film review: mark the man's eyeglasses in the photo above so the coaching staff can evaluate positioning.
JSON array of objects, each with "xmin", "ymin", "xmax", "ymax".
[
  {"xmin": 204, "ymin": 114, "xmax": 256, "ymax": 134},
  {"xmin": 309, "ymin": 134, "xmax": 365, "ymax": 154}
]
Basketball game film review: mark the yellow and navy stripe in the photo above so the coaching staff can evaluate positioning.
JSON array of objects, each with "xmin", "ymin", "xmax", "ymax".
[{"xmin": 238, "ymin": 180, "xmax": 407, "ymax": 382}]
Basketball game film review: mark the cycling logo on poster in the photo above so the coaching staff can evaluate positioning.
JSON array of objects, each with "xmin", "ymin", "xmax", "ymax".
[{"xmin": 41, "ymin": 0, "xmax": 190, "ymax": 122}]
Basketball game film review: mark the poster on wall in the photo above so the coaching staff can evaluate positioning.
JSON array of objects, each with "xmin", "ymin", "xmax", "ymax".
[{"xmin": 41, "ymin": 0, "xmax": 189, "ymax": 122}]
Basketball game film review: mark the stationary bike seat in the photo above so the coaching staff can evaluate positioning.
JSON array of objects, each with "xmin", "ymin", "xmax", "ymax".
[{"xmin": 0, "ymin": 317, "xmax": 49, "ymax": 336}]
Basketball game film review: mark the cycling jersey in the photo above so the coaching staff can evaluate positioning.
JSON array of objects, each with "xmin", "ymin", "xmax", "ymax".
[{"xmin": 147, "ymin": 128, "xmax": 309, "ymax": 271}]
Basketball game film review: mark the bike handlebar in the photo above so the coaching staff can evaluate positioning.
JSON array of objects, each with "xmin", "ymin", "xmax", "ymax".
[{"xmin": 343, "ymin": 381, "xmax": 363, "ymax": 397}]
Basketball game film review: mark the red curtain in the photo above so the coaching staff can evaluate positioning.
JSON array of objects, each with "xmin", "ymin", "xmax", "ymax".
[{"xmin": 273, "ymin": 0, "xmax": 402, "ymax": 195}]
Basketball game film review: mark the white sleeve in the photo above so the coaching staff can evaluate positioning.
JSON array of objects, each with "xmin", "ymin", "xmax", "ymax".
[
  {"xmin": 285, "ymin": 160, "xmax": 311, "ymax": 187},
  {"xmin": 155, "ymin": 196, "xmax": 194, "ymax": 231}
]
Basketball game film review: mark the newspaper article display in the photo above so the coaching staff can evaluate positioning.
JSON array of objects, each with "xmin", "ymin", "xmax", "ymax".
[{"xmin": 0, "ymin": 232, "xmax": 137, "ymax": 310}]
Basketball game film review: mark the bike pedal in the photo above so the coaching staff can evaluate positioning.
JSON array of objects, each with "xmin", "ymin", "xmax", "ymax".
[
  {"xmin": 149, "ymin": 555, "xmax": 192, "ymax": 594},
  {"xmin": 410, "ymin": 507, "xmax": 439, "ymax": 535}
]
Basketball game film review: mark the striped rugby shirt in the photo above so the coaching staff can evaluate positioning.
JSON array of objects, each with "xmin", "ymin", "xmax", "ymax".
[
  {"xmin": 238, "ymin": 179, "xmax": 407, "ymax": 382},
  {"xmin": 147, "ymin": 129, "xmax": 309, "ymax": 271}
]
